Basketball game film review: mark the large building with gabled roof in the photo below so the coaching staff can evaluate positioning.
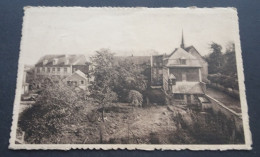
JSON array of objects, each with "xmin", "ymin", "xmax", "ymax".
[
  {"xmin": 34, "ymin": 54, "xmax": 90, "ymax": 79},
  {"xmin": 151, "ymin": 32, "xmax": 208, "ymax": 104}
]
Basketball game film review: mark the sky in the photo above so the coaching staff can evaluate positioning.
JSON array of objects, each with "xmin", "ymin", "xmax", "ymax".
[{"xmin": 19, "ymin": 7, "xmax": 240, "ymax": 65}]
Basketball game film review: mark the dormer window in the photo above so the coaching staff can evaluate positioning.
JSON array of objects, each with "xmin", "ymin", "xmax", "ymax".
[
  {"xmin": 179, "ymin": 57, "xmax": 186, "ymax": 65},
  {"xmin": 53, "ymin": 58, "xmax": 58, "ymax": 65},
  {"xmin": 43, "ymin": 59, "xmax": 48, "ymax": 65}
]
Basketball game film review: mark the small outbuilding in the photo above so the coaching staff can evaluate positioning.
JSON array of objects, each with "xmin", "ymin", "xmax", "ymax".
[{"xmin": 63, "ymin": 70, "xmax": 89, "ymax": 90}]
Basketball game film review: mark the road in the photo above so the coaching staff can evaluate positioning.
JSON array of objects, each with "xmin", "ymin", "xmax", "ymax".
[{"xmin": 206, "ymin": 87, "xmax": 241, "ymax": 113}]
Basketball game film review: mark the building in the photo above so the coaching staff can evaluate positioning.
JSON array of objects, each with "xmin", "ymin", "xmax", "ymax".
[
  {"xmin": 62, "ymin": 70, "xmax": 90, "ymax": 90},
  {"xmin": 21, "ymin": 68, "xmax": 29, "ymax": 95},
  {"xmin": 151, "ymin": 32, "xmax": 208, "ymax": 104},
  {"xmin": 34, "ymin": 54, "xmax": 90, "ymax": 79}
]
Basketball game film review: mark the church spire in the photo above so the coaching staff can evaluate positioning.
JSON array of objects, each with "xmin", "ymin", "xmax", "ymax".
[{"xmin": 180, "ymin": 30, "xmax": 185, "ymax": 49}]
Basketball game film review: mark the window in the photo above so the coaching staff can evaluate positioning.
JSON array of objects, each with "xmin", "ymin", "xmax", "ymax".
[
  {"xmin": 174, "ymin": 94, "xmax": 184, "ymax": 100},
  {"xmin": 180, "ymin": 59, "xmax": 186, "ymax": 65},
  {"xmin": 64, "ymin": 67, "xmax": 67, "ymax": 73},
  {"xmin": 52, "ymin": 67, "xmax": 55, "ymax": 72},
  {"xmin": 42, "ymin": 67, "xmax": 45, "ymax": 72},
  {"xmin": 47, "ymin": 67, "xmax": 50, "ymax": 73},
  {"xmin": 81, "ymin": 80, "xmax": 84, "ymax": 84},
  {"xmin": 57, "ymin": 67, "xmax": 60, "ymax": 72}
]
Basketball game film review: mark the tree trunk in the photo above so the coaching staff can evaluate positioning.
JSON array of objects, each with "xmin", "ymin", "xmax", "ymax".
[
  {"xmin": 99, "ymin": 124, "xmax": 103, "ymax": 143},
  {"xmin": 102, "ymin": 106, "xmax": 104, "ymax": 122}
]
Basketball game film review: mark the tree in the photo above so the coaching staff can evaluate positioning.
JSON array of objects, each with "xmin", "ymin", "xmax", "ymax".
[
  {"xmin": 128, "ymin": 90, "xmax": 143, "ymax": 107},
  {"xmin": 89, "ymin": 49, "xmax": 118, "ymax": 122},
  {"xmin": 113, "ymin": 59, "xmax": 147, "ymax": 102},
  {"xmin": 222, "ymin": 42, "xmax": 237, "ymax": 76},
  {"xmin": 19, "ymin": 81, "xmax": 88, "ymax": 143},
  {"xmin": 205, "ymin": 42, "xmax": 239, "ymax": 90},
  {"xmin": 207, "ymin": 42, "xmax": 223, "ymax": 74}
]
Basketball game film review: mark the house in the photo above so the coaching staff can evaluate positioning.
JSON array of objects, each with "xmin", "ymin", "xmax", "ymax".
[
  {"xmin": 151, "ymin": 32, "xmax": 208, "ymax": 104},
  {"xmin": 62, "ymin": 70, "xmax": 90, "ymax": 90},
  {"xmin": 34, "ymin": 54, "xmax": 90, "ymax": 79},
  {"xmin": 21, "ymin": 68, "xmax": 29, "ymax": 95}
]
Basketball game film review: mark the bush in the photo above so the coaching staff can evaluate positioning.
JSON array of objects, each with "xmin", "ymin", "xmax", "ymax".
[
  {"xmin": 175, "ymin": 109, "xmax": 244, "ymax": 144},
  {"xmin": 128, "ymin": 90, "xmax": 143, "ymax": 107}
]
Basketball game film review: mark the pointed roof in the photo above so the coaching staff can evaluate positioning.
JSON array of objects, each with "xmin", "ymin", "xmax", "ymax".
[
  {"xmin": 63, "ymin": 70, "xmax": 88, "ymax": 81},
  {"xmin": 74, "ymin": 70, "xmax": 88, "ymax": 79},
  {"xmin": 165, "ymin": 48, "xmax": 201, "ymax": 67}
]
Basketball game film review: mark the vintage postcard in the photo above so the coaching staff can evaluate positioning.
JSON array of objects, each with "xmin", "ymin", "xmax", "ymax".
[{"xmin": 9, "ymin": 7, "xmax": 252, "ymax": 150}]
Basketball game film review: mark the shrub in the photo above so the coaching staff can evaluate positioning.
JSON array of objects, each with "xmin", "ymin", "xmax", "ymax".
[{"xmin": 128, "ymin": 90, "xmax": 143, "ymax": 107}]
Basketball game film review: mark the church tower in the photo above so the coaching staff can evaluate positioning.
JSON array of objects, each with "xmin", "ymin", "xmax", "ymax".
[{"xmin": 180, "ymin": 30, "xmax": 185, "ymax": 49}]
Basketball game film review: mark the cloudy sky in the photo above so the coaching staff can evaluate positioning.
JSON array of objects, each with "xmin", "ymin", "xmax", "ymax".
[{"xmin": 20, "ymin": 7, "xmax": 240, "ymax": 65}]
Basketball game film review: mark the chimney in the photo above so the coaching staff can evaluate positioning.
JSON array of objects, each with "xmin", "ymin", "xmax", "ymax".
[
  {"xmin": 43, "ymin": 59, "xmax": 48, "ymax": 65},
  {"xmin": 65, "ymin": 54, "xmax": 69, "ymax": 65},
  {"xmin": 53, "ymin": 58, "xmax": 58, "ymax": 65}
]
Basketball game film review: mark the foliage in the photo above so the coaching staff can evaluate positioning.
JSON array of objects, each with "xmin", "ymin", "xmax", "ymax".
[
  {"xmin": 128, "ymin": 90, "xmax": 143, "ymax": 107},
  {"xmin": 89, "ymin": 49, "xmax": 118, "ymax": 121},
  {"xmin": 89, "ymin": 49, "xmax": 147, "ymax": 103},
  {"xmin": 206, "ymin": 42, "xmax": 223, "ymax": 74},
  {"xmin": 19, "ymin": 82, "xmax": 89, "ymax": 144},
  {"xmin": 114, "ymin": 59, "xmax": 147, "ymax": 102},
  {"xmin": 205, "ymin": 42, "xmax": 239, "ymax": 90},
  {"xmin": 173, "ymin": 109, "xmax": 244, "ymax": 144}
]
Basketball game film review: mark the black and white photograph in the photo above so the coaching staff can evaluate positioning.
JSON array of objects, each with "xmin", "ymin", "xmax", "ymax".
[{"xmin": 9, "ymin": 7, "xmax": 251, "ymax": 150}]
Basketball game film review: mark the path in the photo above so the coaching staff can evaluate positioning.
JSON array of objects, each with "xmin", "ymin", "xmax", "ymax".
[{"xmin": 206, "ymin": 87, "xmax": 241, "ymax": 113}]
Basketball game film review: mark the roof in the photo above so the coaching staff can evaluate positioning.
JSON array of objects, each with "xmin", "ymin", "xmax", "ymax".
[
  {"xmin": 172, "ymin": 82, "xmax": 204, "ymax": 94},
  {"xmin": 165, "ymin": 48, "xmax": 202, "ymax": 67},
  {"xmin": 184, "ymin": 46, "xmax": 195, "ymax": 52},
  {"xmin": 74, "ymin": 70, "xmax": 88, "ymax": 79},
  {"xmin": 185, "ymin": 45, "xmax": 207, "ymax": 62},
  {"xmin": 35, "ymin": 54, "xmax": 87, "ymax": 66},
  {"xmin": 63, "ymin": 70, "xmax": 88, "ymax": 81},
  {"xmin": 114, "ymin": 56, "xmax": 150, "ymax": 66}
]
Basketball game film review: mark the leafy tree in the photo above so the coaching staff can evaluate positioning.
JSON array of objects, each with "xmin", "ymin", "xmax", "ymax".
[
  {"xmin": 206, "ymin": 42, "xmax": 223, "ymax": 74},
  {"xmin": 19, "ymin": 81, "xmax": 88, "ymax": 143},
  {"xmin": 128, "ymin": 90, "xmax": 143, "ymax": 107},
  {"xmin": 222, "ymin": 42, "xmax": 237, "ymax": 76},
  {"xmin": 113, "ymin": 59, "xmax": 147, "ymax": 102},
  {"xmin": 89, "ymin": 49, "xmax": 118, "ymax": 121},
  {"xmin": 206, "ymin": 42, "xmax": 239, "ymax": 90}
]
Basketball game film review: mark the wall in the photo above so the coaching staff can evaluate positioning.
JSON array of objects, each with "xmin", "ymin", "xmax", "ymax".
[
  {"xmin": 187, "ymin": 47, "xmax": 208, "ymax": 82},
  {"xmin": 169, "ymin": 67, "xmax": 200, "ymax": 82},
  {"xmin": 203, "ymin": 94, "xmax": 243, "ymax": 132},
  {"xmin": 34, "ymin": 66, "xmax": 72, "ymax": 78}
]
